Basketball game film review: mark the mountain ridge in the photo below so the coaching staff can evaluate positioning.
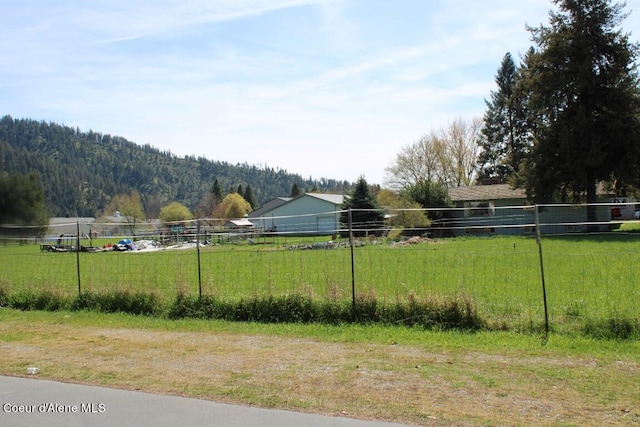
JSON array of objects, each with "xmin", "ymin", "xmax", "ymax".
[{"xmin": 0, "ymin": 115, "xmax": 352, "ymax": 217}]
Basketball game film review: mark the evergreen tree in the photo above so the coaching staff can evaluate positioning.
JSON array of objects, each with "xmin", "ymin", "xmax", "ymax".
[
  {"xmin": 211, "ymin": 179, "xmax": 223, "ymax": 204},
  {"xmin": 401, "ymin": 179, "xmax": 452, "ymax": 221},
  {"xmin": 340, "ymin": 176, "xmax": 385, "ymax": 237},
  {"xmin": 243, "ymin": 185, "xmax": 258, "ymax": 210},
  {"xmin": 0, "ymin": 172, "xmax": 49, "ymax": 236},
  {"xmin": 477, "ymin": 52, "xmax": 530, "ymax": 182},
  {"xmin": 518, "ymin": 0, "xmax": 640, "ymax": 214},
  {"xmin": 290, "ymin": 183, "xmax": 302, "ymax": 197},
  {"xmin": 397, "ymin": 179, "xmax": 454, "ymax": 236}
]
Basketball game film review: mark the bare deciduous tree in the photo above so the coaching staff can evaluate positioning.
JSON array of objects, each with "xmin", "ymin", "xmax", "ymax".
[
  {"xmin": 384, "ymin": 117, "xmax": 482, "ymax": 190},
  {"xmin": 445, "ymin": 117, "xmax": 482, "ymax": 187},
  {"xmin": 384, "ymin": 133, "xmax": 441, "ymax": 190}
]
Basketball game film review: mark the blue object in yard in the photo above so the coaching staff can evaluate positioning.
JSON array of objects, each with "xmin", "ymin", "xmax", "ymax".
[{"xmin": 116, "ymin": 238, "xmax": 134, "ymax": 250}]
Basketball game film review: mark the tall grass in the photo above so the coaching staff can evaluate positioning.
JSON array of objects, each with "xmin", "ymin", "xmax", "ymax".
[
  {"xmin": 0, "ymin": 287, "xmax": 484, "ymax": 331},
  {"xmin": 1, "ymin": 234, "xmax": 639, "ymax": 338}
]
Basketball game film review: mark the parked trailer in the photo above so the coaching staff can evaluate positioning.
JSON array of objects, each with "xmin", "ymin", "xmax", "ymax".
[
  {"xmin": 39, "ymin": 234, "xmax": 76, "ymax": 252},
  {"xmin": 39, "ymin": 234, "xmax": 101, "ymax": 252}
]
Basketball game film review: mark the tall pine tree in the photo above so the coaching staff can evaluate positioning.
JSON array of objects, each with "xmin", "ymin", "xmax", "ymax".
[
  {"xmin": 243, "ymin": 185, "xmax": 258, "ymax": 210},
  {"xmin": 289, "ymin": 183, "xmax": 302, "ymax": 198},
  {"xmin": 211, "ymin": 179, "xmax": 223, "ymax": 204},
  {"xmin": 518, "ymin": 0, "xmax": 640, "ymax": 213},
  {"xmin": 477, "ymin": 52, "xmax": 530, "ymax": 182}
]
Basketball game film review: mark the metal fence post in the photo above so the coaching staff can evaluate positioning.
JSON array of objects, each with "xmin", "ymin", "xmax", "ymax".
[
  {"xmin": 196, "ymin": 219, "xmax": 202, "ymax": 299},
  {"xmin": 535, "ymin": 204, "xmax": 550, "ymax": 341},
  {"xmin": 76, "ymin": 221, "xmax": 81, "ymax": 297},
  {"xmin": 349, "ymin": 209, "xmax": 355, "ymax": 313}
]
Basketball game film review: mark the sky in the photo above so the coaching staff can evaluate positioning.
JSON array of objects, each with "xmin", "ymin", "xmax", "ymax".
[{"xmin": 2, "ymin": 0, "xmax": 639, "ymax": 185}]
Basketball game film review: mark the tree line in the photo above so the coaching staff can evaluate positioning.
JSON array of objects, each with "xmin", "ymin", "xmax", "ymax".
[{"xmin": 0, "ymin": 115, "xmax": 352, "ymax": 221}]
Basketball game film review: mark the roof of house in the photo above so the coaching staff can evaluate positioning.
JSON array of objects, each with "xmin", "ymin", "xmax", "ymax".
[
  {"xmin": 95, "ymin": 215, "xmax": 131, "ymax": 224},
  {"xmin": 248, "ymin": 197, "xmax": 291, "ymax": 218},
  {"xmin": 249, "ymin": 193, "xmax": 346, "ymax": 217},
  {"xmin": 448, "ymin": 184, "xmax": 526, "ymax": 202},
  {"xmin": 304, "ymin": 193, "xmax": 345, "ymax": 205},
  {"xmin": 49, "ymin": 217, "xmax": 96, "ymax": 225},
  {"xmin": 224, "ymin": 219, "xmax": 254, "ymax": 227}
]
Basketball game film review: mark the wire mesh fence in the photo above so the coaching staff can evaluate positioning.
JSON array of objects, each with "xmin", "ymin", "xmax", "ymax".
[{"xmin": 1, "ymin": 202, "xmax": 639, "ymax": 331}]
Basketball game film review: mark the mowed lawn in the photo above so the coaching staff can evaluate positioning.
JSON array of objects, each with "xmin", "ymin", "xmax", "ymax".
[{"xmin": 1, "ymin": 233, "xmax": 639, "ymax": 333}]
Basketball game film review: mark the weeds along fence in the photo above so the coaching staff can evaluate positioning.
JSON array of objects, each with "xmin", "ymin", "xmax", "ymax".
[{"xmin": 1, "ymin": 202, "xmax": 639, "ymax": 332}]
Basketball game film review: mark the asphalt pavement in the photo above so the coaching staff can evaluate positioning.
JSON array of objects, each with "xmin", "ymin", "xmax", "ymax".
[{"xmin": 0, "ymin": 376, "xmax": 412, "ymax": 427}]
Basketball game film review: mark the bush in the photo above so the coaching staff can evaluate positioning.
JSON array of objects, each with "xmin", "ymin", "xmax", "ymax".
[
  {"xmin": 233, "ymin": 294, "xmax": 319, "ymax": 323},
  {"xmin": 72, "ymin": 291, "xmax": 161, "ymax": 316},
  {"xmin": 167, "ymin": 294, "xmax": 226, "ymax": 320},
  {"xmin": 0, "ymin": 284, "xmax": 8, "ymax": 307},
  {"xmin": 582, "ymin": 317, "xmax": 639, "ymax": 340},
  {"xmin": 349, "ymin": 293, "xmax": 382, "ymax": 323},
  {"xmin": 8, "ymin": 289, "xmax": 69, "ymax": 311}
]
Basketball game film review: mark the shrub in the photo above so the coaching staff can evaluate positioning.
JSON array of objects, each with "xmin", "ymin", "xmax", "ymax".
[
  {"xmin": 9, "ymin": 289, "xmax": 69, "ymax": 311},
  {"xmin": 0, "ymin": 283, "xmax": 8, "ymax": 307},
  {"xmin": 233, "ymin": 294, "xmax": 319, "ymax": 323},
  {"xmin": 72, "ymin": 290, "xmax": 161, "ymax": 316},
  {"xmin": 382, "ymin": 292, "xmax": 484, "ymax": 331},
  {"xmin": 284, "ymin": 294, "xmax": 315, "ymax": 322},
  {"xmin": 582, "ymin": 317, "xmax": 639, "ymax": 340},
  {"xmin": 167, "ymin": 293, "xmax": 223, "ymax": 319}
]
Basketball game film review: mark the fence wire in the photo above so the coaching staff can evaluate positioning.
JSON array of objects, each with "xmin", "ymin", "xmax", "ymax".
[{"xmin": 1, "ymin": 202, "xmax": 639, "ymax": 330}]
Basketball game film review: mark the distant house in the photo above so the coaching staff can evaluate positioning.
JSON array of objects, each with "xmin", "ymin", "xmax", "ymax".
[
  {"xmin": 249, "ymin": 193, "xmax": 345, "ymax": 236},
  {"xmin": 447, "ymin": 184, "xmax": 529, "ymax": 236},
  {"xmin": 447, "ymin": 183, "xmax": 614, "ymax": 236}
]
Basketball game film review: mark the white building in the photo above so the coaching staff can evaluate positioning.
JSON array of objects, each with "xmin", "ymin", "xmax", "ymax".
[{"xmin": 249, "ymin": 193, "xmax": 345, "ymax": 236}]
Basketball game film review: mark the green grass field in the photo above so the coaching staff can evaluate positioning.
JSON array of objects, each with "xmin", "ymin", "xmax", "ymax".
[
  {"xmin": 1, "ymin": 234, "xmax": 639, "ymax": 336},
  {"xmin": 2, "ymin": 234, "xmax": 638, "ymax": 425}
]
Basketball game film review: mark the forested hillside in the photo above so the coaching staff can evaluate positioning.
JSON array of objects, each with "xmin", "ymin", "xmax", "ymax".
[{"xmin": 0, "ymin": 116, "xmax": 351, "ymax": 217}]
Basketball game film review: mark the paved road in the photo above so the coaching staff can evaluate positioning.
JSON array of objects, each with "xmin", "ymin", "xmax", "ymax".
[{"xmin": 0, "ymin": 376, "xmax": 412, "ymax": 427}]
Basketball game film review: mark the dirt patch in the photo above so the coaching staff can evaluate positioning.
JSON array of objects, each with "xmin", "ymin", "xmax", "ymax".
[{"xmin": 1, "ymin": 321, "xmax": 638, "ymax": 426}]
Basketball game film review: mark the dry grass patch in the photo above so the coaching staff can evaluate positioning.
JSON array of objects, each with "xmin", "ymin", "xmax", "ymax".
[{"xmin": 0, "ymin": 312, "xmax": 639, "ymax": 426}]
